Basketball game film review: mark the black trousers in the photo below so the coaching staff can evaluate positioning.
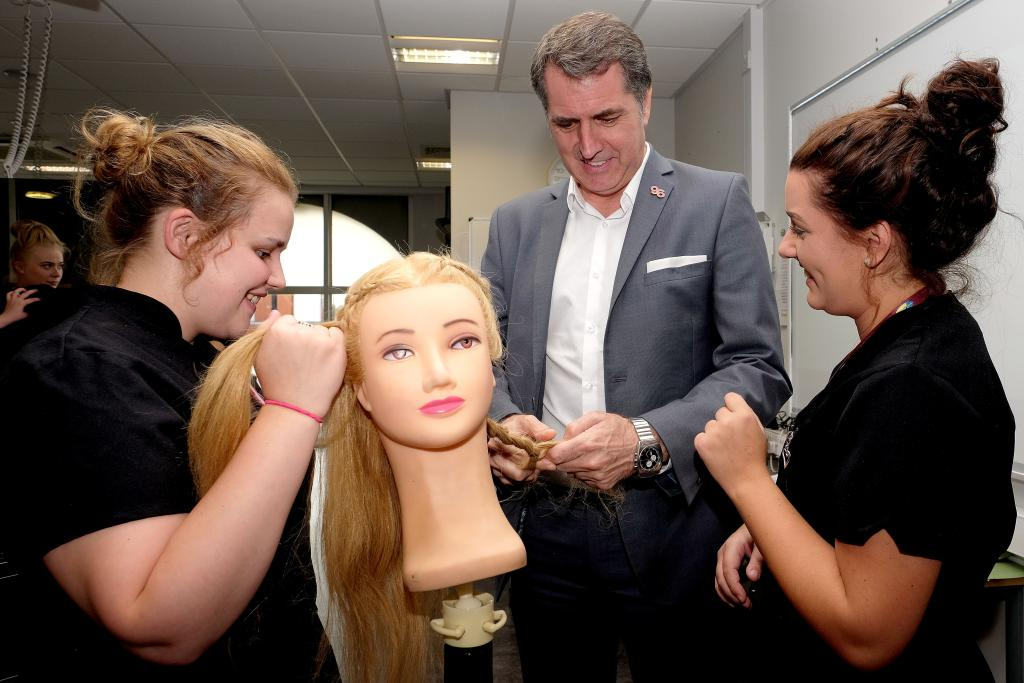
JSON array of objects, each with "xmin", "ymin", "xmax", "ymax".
[{"xmin": 509, "ymin": 491, "xmax": 743, "ymax": 682}]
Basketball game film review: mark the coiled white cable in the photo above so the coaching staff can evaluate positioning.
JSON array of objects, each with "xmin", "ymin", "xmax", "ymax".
[{"xmin": 3, "ymin": 0, "xmax": 54, "ymax": 178}]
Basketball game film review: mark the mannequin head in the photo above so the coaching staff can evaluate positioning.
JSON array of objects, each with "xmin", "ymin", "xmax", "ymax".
[{"xmin": 188, "ymin": 252, "xmax": 514, "ymax": 680}]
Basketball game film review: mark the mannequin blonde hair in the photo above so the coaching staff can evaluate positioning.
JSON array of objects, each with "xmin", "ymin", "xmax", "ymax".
[{"xmin": 188, "ymin": 252, "xmax": 552, "ymax": 681}]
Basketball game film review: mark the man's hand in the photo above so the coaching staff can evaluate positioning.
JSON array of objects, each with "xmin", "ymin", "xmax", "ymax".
[
  {"xmin": 488, "ymin": 414, "xmax": 556, "ymax": 485},
  {"xmin": 545, "ymin": 411, "xmax": 638, "ymax": 491}
]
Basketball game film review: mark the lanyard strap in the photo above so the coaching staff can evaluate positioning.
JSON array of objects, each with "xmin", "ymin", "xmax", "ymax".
[{"xmin": 830, "ymin": 287, "xmax": 931, "ymax": 380}]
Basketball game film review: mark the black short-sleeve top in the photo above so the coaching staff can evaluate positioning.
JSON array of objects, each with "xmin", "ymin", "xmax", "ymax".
[
  {"xmin": 1, "ymin": 285, "xmax": 334, "ymax": 682},
  {"xmin": 761, "ymin": 293, "xmax": 1015, "ymax": 680}
]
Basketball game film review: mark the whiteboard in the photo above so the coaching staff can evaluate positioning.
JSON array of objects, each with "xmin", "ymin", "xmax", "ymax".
[
  {"xmin": 789, "ymin": 0, "xmax": 1024, "ymax": 478},
  {"xmin": 452, "ymin": 216, "xmax": 491, "ymax": 272}
]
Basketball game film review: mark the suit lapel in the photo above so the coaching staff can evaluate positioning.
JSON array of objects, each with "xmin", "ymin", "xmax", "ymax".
[
  {"xmin": 610, "ymin": 150, "xmax": 675, "ymax": 310},
  {"xmin": 532, "ymin": 184, "xmax": 569, "ymax": 380}
]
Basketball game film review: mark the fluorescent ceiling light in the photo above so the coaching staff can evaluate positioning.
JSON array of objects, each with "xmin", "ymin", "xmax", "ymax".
[
  {"xmin": 25, "ymin": 190, "xmax": 57, "ymax": 199},
  {"xmin": 392, "ymin": 47, "xmax": 498, "ymax": 66},
  {"xmin": 416, "ymin": 160, "xmax": 452, "ymax": 171},
  {"xmin": 391, "ymin": 35, "xmax": 499, "ymax": 45},
  {"xmin": 23, "ymin": 163, "xmax": 90, "ymax": 173}
]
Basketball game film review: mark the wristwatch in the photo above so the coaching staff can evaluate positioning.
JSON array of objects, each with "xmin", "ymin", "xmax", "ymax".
[{"xmin": 630, "ymin": 417, "xmax": 665, "ymax": 478}]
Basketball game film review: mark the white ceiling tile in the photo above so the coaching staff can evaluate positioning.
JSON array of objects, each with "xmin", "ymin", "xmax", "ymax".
[
  {"xmin": 291, "ymin": 69, "xmax": 398, "ymax": 100},
  {"xmin": 242, "ymin": 0, "xmax": 381, "ymax": 35},
  {"xmin": 0, "ymin": 2, "xmax": 121, "ymax": 23},
  {"xmin": 323, "ymin": 122, "xmax": 406, "ymax": 143},
  {"xmin": 509, "ymin": 0, "xmax": 646, "ymax": 41},
  {"xmin": 646, "ymin": 46, "xmax": 713, "ymax": 83},
  {"xmin": 236, "ymin": 119, "xmax": 332, "ymax": 142},
  {"xmin": 288, "ymin": 156, "xmax": 351, "ymax": 171},
  {"xmin": 106, "ymin": 92, "xmax": 220, "ymax": 120},
  {"xmin": 346, "ymin": 157, "xmax": 415, "ymax": 171},
  {"xmin": 63, "ymin": 60, "xmax": 198, "ymax": 94},
  {"xmin": 276, "ymin": 139, "xmax": 339, "ymax": 157},
  {"xmin": 498, "ymin": 76, "xmax": 534, "ymax": 93},
  {"xmin": 398, "ymin": 73, "xmax": 494, "ymax": 101},
  {"xmin": 179, "ymin": 65, "xmax": 296, "ymax": 97},
  {"xmin": 402, "ymin": 100, "xmax": 448, "ymax": 127},
  {"xmin": 0, "ymin": 62, "xmax": 94, "ymax": 91},
  {"xmin": 636, "ymin": 1, "xmax": 747, "ymax": 49},
  {"xmin": 309, "ymin": 98, "xmax": 402, "ymax": 124},
  {"xmin": 33, "ymin": 88, "xmax": 117, "ymax": 115},
  {"xmin": 354, "ymin": 170, "xmax": 419, "ymax": 185},
  {"xmin": 502, "ymin": 42, "xmax": 537, "ymax": 78},
  {"xmin": 380, "ymin": 0, "xmax": 508, "ymax": 40},
  {"xmin": 135, "ymin": 25, "xmax": 276, "ymax": 67},
  {"xmin": 263, "ymin": 32, "xmax": 391, "ymax": 72},
  {"xmin": 105, "ymin": 0, "xmax": 252, "ymax": 29},
  {"xmin": 212, "ymin": 94, "xmax": 314, "ymax": 121},
  {"xmin": 295, "ymin": 169, "xmax": 357, "ymax": 184},
  {"xmin": 341, "ymin": 140, "xmax": 411, "ymax": 158},
  {"xmin": 1, "ymin": 21, "xmax": 166, "ymax": 62}
]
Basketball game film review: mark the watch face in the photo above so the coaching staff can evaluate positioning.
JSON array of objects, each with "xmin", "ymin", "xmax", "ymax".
[{"xmin": 638, "ymin": 445, "xmax": 661, "ymax": 470}]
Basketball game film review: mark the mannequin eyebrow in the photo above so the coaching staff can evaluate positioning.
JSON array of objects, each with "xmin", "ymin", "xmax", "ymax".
[{"xmin": 443, "ymin": 318, "xmax": 481, "ymax": 328}]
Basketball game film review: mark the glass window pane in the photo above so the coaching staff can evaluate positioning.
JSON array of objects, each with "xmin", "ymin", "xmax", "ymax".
[
  {"xmin": 330, "ymin": 205, "xmax": 401, "ymax": 288},
  {"xmin": 253, "ymin": 293, "xmax": 325, "ymax": 324},
  {"xmin": 281, "ymin": 195, "xmax": 325, "ymax": 287}
]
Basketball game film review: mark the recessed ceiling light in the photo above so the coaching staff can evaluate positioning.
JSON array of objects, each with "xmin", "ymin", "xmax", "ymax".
[
  {"xmin": 22, "ymin": 163, "xmax": 90, "ymax": 174},
  {"xmin": 25, "ymin": 190, "xmax": 57, "ymax": 199},
  {"xmin": 392, "ymin": 48, "xmax": 498, "ymax": 66},
  {"xmin": 416, "ymin": 159, "xmax": 452, "ymax": 171},
  {"xmin": 391, "ymin": 35, "xmax": 499, "ymax": 45}
]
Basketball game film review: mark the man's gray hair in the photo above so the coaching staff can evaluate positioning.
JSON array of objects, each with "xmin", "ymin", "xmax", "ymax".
[{"xmin": 530, "ymin": 11, "xmax": 652, "ymax": 112}]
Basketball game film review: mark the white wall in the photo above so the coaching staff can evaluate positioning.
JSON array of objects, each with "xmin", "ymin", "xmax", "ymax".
[
  {"xmin": 450, "ymin": 89, "xmax": 675, "ymax": 268},
  {"xmin": 675, "ymin": 23, "xmax": 747, "ymax": 178}
]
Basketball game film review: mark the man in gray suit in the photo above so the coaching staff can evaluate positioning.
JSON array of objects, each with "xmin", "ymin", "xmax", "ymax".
[{"xmin": 482, "ymin": 11, "xmax": 790, "ymax": 681}]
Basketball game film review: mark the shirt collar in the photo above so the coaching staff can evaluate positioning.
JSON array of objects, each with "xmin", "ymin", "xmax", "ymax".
[{"xmin": 566, "ymin": 142, "xmax": 651, "ymax": 217}]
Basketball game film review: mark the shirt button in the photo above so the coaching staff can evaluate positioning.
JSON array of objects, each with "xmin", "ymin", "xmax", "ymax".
[
  {"xmin": 591, "ymin": 272, "xmax": 600, "ymax": 279},
  {"xmin": 584, "ymin": 382, "xmax": 593, "ymax": 391},
  {"xmin": 585, "ymin": 323, "xmax": 595, "ymax": 334}
]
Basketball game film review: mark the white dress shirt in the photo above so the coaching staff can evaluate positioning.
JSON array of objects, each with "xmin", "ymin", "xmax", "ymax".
[{"xmin": 541, "ymin": 143, "xmax": 651, "ymax": 438}]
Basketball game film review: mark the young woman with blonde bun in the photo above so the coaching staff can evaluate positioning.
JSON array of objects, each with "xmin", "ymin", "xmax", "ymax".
[
  {"xmin": 0, "ymin": 110, "xmax": 345, "ymax": 681},
  {"xmin": 1, "ymin": 220, "xmax": 66, "ymax": 329}
]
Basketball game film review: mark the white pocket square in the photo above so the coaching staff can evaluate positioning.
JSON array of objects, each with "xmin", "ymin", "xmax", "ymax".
[{"xmin": 646, "ymin": 255, "xmax": 707, "ymax": 273}]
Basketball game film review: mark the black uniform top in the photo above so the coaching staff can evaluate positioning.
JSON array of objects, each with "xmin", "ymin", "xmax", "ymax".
[
  {"xmin": 753, "ymin": 293, "xmax": 1015, "ymax": 681},
  {"xmin": 0, "ymin": 285, "xmax": 336, "ymax": 682}
]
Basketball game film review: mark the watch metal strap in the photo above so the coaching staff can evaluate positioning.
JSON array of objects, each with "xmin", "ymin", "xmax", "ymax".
[{"xmin": 631, "ymin": 417, "xmax": 656, "ymax": 444}]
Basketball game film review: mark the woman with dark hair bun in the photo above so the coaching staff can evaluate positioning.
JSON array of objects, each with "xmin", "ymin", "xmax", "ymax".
[{"xmin": 694, "ymin": 59, "xmax": 1015, "ymax": 679}]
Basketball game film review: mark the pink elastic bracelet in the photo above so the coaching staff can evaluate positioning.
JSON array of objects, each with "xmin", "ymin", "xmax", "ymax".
[{"xmin": 263, "ymin": 399, "xmax": 323, "ymax": 424}]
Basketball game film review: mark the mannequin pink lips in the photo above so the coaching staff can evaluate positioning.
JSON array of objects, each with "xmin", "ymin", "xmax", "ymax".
[{"xmin": 418, "ymin": 396, "xmax": 465, "ymax": 415}]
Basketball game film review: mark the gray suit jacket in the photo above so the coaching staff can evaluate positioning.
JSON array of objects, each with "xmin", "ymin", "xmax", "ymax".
[{"xmin": 482, "ymin": 149, "xmax": 790, "ymax": 600}]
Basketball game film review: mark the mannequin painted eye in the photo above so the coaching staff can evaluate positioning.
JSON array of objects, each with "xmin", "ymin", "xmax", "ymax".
[{"xmin": 383, "ymin": 347, "xmax": 414, "ymax": 361}]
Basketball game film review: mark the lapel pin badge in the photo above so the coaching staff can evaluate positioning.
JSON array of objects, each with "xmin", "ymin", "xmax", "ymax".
[{"xmin": 650, "ymin": 185, "xmax": 666, "ymax": 198}]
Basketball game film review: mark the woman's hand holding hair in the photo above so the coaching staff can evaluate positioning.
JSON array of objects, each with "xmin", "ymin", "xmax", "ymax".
[
  {"xmin": 694, "ymin": 392, "xmax": 771, "ymax": 499},
  {"xmin": 254, "ymin": 312, "xmax": 346, "ymax": 419},
  {"xmin": 715, "ymin": 524, "xmax": 763, "ymax": 608}
]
